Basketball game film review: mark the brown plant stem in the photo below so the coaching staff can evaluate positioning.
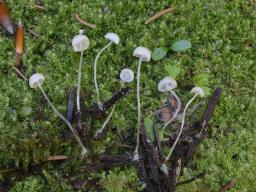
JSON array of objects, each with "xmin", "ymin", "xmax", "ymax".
[
  {"xmin": 145, "ymin": 6, "xmax": 174, "ymax": 24},
  {"xmin": 75, "ymin": 14, "xmax": 96, "ymax": 29}
]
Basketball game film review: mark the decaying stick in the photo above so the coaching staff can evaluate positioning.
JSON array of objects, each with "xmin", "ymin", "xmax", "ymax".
[
  {"xmin": 141, "ymin": 124, "xmax": 161, "ymax": 184},
  {"xmin": 145, "ymin": 6, "xmax": 174, "ymax": 24},
  {"xmin": 85, "ymin": 87, "xmax": 130, "ymax": 117},
  {"xmin": 75, "ymin": 14, "xmax": 96, "ymax": 29},
  {"xmin": 28, "ymin": 28, "xmax": 40, "ymax": 37},
  {"xmin": 13, "ymin": 66, "xmax": 28, "ymax": 81},
  {"xmin": 137, "ymin": 161, "xmax": 159, "ymax": 192},
  {"xmin": 153, "ymin": 123, "xmax": 164, "ymax": 161},
  {"xmin": 177, "ymin": 172, "xmax": 205, "ymax": 186},
  {"xmin": 186, "ymin": 87, "xmax": 222, "ymax": 160},
  {"xmin": 92, "ymin": 154, "xmax": 135, "ymax": 170},
  {"xmin": 219, "ymin": 179, "xmax": 237, "ymax": 192}
]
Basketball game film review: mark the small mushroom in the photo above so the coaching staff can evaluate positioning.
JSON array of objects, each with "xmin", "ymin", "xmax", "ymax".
[
  {"xmin": 94, "ymin": 68, "xmax": 134, "ymax": 139},
  {"xmin": 120, "ymin": 68, "xmax": 134, "ymax": 83},
  {"xmin": 29, "ymin": 73, "xmax": 88, "ymax": 156},
  {"xmin": 94, "ymin": 32, "xmax": 120, "ymax": 109},
  {"xmin": 166, "ymin": 86, "xmax": 205, "ymax": 161},
  {"xmin": 133, "ymin": 46, "xmax": 151, "ymax": 161},
  {"xmin": 72, "ymin": 30, "xmax": 90, "ymax": 52},
  {"xmin": 158, "ymin": 76, "xmax": 181, "ymax": 133},
  {"xmin": 72, "ymin": 30, "xmax": 90, "ymax": 113},
  {"xmin": 104, "ymin": 32, "xmax": 120, "ymax": 45}
]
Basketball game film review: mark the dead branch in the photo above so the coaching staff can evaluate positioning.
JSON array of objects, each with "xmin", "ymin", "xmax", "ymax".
[
  {"xmin": 85, "ymin": 87, "xmax": 130, "ymax": 117},
  {"xmin": 75, "ymin": 14, "xmax": 96, "ymax": 29},
  {"xmin": 145, "ymin": 7, "xmax": 174, "ymax": 24},
  {"xmin": 219, "ymin": 179, "xmax": 237, "ymax": 192}
]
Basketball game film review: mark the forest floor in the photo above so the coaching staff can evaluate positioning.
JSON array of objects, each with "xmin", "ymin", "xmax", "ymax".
[{"xmin": 0, "ymin": 0, "xmax": 255, "ymax": 191}]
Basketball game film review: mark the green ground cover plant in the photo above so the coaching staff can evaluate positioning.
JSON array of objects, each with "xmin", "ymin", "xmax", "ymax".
[{"xmin": 0, "ymin": 0, "xmax": 255, "ymax": 191}]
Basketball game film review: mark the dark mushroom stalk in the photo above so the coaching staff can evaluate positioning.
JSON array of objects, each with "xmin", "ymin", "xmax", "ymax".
[
  {"xmin": 94, "ymin": 68, "xmax": 134, "ymax": 138},
  {"xmin": 29, "ymin": 73, "xmax": 88, "ymax": 156},
  {"xmin": 72, "ymin": 30, "xmax": 90, "ymax": 113},
  {"xmin": 133, "ymin": 47, "xmax": 151, "ymax": 161},
  {"xmin": 94, "ymin": 32, "xmax": 120, "ymax": 109}
]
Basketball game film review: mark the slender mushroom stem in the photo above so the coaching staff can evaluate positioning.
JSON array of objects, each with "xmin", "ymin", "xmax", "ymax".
[
  {"xmin": 77, "ymin": 51, "xmax": 84, "ymax": 112},
  {"xmin": 162, "ymin": 89, "xmax": 181, "ymax": 133},
  {"xmin": 94, "ymin": 103, "xmax": 117, "ymax": 138},
  {"xmin": 37, "ymin": 84, "xmax": 88, "ymax": 156},
  {"xmin": 134, "ymin": 57, "xmax": 143, "ymax": 160},
  {"xmin": 165, "ymin": 93, "xmax": 198, "ymax": 161},
  {"xmin": 94, "ymin": 41, "xmax": 113, "ymax": 109}
]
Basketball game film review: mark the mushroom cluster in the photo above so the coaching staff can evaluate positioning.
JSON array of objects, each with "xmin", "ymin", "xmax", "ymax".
[{"xmin": 26, "ymin": 30, "xmax": 208, "ymax": 162}]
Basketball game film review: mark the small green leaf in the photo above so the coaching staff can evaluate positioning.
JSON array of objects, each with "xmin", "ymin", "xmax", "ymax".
[
  {"xmin": 171, "ymin": 40, "xmax": 191, "ymax": 52},
  {"xmin": 200, "ymin": 85, "xmax": 211, "ymax": 96},
  {"xmin": 164, "ymin": 64, "xmax": 181, "ymax": 79},
  {"xmin": 193, "ymin": 74, "xmax": 209, "ymax": 87},
  {"xmin": 152, "ymin": 47, "xmax": 168, "ymax": 61},
  {"xmin": 144, "ymin": 117, "xmax": 154, "ymax": 141},
  {"xmin": 193, "ymin": 74, "xmax": 211, "ymax": 96}
]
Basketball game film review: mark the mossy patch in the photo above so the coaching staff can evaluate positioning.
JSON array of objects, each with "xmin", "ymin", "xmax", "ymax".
[{"xmin": 0, "ymin": 0, "xmax": 255, "ymax": 191}]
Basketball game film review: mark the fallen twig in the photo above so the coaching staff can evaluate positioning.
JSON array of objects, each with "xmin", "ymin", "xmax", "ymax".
[
  {"xmin": 13, "ymin": 66, "xmax": 28, "ymax": 81},
  {"xmin": 35, "ymin": 4, "xmax": 47, "ymax": 11},
  {"xmin": 92, "ymin": 154, "xmax": 135, "ymax": 170},
  {"xmin": 28, "ymin": 28, "xmax": 40, "ymax": 37},
  {"xmin": 85, "ymin": 87, "xmax": 130, "ymax": 117},
  {"xmin": 219, "ymin": 179, "xmax": 237, "ymax": 192},
  {"xmin": 141, "ymin": 124, "xmax": 161, "ymax": 184},
  {"xmin": 145, "ymin": 6, "xmax": 174, "ymax": 24},
  {"xmin": 177, "ymin": 172, "xmax": 205, "ymax": 186},
  {"xmin": 75, "ymin": 14, "xmax": 96, "ymax": 29},
  {"xmin": 47, "ymin": 155, "xmax": 68, "ymax": 161},
  {"xmin": 66, "ymin": 86, "xmax": 75, "ymax": 123}
]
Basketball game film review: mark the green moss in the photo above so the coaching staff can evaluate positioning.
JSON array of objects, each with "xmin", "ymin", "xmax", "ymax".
[
  {"xmin": 10, "ymin": 176, "xmax": 45, "ymax": 192},
  {"xmin": 0, "ymin": 0, "xmax": 255, "ymax": 191}
]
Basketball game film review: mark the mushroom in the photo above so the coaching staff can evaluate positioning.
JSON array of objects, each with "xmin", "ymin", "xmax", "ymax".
[
  {"xmin": 133, "ymin": 46, "xmax": 151, "ymax": 161},
  {"xmin": 93, "ymin": 32, "xmax": 120, "ymax": 109},
  {"xmin": 120, "ymin": 68, "xmax": 134, "ymax": 83},
  {"xmin": 158, "ymin": 76, "xmax": 181, "ymax": 133},
  {"xmin": 165, "ymin": 86, "xmax": 205, "ymax": 161},
  {"xmin": 72, "ymin": 30, "xmax": 90, "ymax": 114},
  {"xmin": 94, "ymin": 68, "xmax": 134, "ymax": 139},
  {"xmin": 29, "ymin": 73, "xmax": 88, "ymax": 156}
]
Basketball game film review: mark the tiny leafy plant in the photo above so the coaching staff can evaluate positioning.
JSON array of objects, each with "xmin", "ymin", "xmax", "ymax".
[
  {"xmin": 151, "ymin": 39, "xmax": 191, "ymax": 61},
  {"xmin": 152, "ymin": 47, "xmax": 168, "ymax": 61},
  {"xmin": 193, "ymin": 74, "xmax": 211, "ymax": 96},
  {"xmin": 164, "ymin": 63, "xmax": 181, "ymax": 79},
  {"xmin": 170, "ymin": 39, "xmax": 191, "ymax": 52}
]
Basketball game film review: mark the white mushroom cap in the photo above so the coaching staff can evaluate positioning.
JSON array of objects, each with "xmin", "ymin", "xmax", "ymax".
[
  {"xmin": 191, "ymin": 86, "xmax": 204, "ymax": 97},
  {"xmin": 29, "ymin": 73, "xmax": 45, "ymax": 88},
  {"xmin": 158, "ymin": 76, "xmax": 177, "ymax": 92},
  {"xmin": 72, "ymin": 30, "xmax": 90, "ymax": 52},
  {"xmin": 104, "ymin": 32, "xmax": 120, "ymax": 44},
  {"xmin": 133, "ymin": 46, "xmax": 151, "ymax": 62},
  {"xmin": 120, "ymin": 68, "xmax": 134, "ymax": 83}
]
